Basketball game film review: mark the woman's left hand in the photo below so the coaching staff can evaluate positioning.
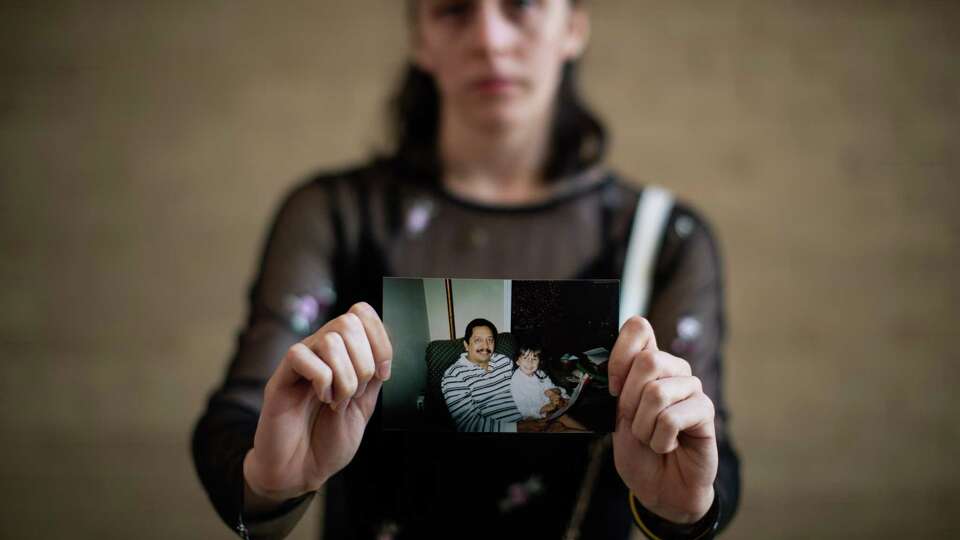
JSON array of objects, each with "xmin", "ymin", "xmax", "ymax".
[{"xmin": 608, "ymin": 316, "xmax": 718, "ymax": 524}]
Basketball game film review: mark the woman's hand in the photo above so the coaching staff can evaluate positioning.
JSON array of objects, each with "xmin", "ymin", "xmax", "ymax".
[
  {"xmin": 242, "ymin": 302, "xmax": 392, "ymax": 513},
  {"xmin": 608, "ymin": 316, "xmax": 718, "ymax": 524}
]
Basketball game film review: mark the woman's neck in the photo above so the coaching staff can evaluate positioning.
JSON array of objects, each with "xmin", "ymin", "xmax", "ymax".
[{"xmin": 439, "ymin": 107, "xmax": 552, "ymax": 205}]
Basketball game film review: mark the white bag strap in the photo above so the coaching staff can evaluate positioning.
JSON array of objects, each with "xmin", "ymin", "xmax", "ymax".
[{"xmin": 619, "ymin": 185, "xmax": 675, "ymax": 326}]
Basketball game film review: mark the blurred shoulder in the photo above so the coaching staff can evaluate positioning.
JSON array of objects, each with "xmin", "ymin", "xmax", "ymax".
[
  {"xmin": 660, "ymin": 195, "xmax": 725, "ymax": 281},
  {"xmin": 670, "ymin": 199, "xmax": 722, "ymax": 248}
]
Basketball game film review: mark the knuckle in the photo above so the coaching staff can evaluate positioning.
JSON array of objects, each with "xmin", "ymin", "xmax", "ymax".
[
  {"xmin": 349, "ymin": 302, "xmax": 376, "ymax": 319},
  {"xmin": 645, "ymin": 381, "xmax": 668, "ymax": 408},
  {"xmin": 321, "ymin": 330, "xmax": 345, "ymax": 350},
  {"xmin": 339, "ymin": 312, "xmax": 363, "ymax": 332},
  {"xmin": 342, "ymin": 372, "xmax": 358, "ymax": 395},
  {"xmin": 284, "ymin": 343, "xmax": 312, "ymax": 367},
  {"xmin": 315, "ymin": 363, "xmax": 332, "ymax": 386},
  {"xmin": 647, "ymin": 432, "xmax": 663, "ymax": 452},
  {"xmin": 356, "ymin": 360, "xmax": 375, "ymax": 382},
  {"xmin": 702, "ymin": 394, "xmax": 716, "ymax": 418},
  {"xmin": 289, "ymin": 341, "xmax": 311, "ymax": 358},
  {"xmin": 652, "ymin": 438, "xmax": 671, "ymax": 455},
  {"xmin": 284, "ymin": 344, "xmax": 301, "ymax": 363},
  {"xmin": 327, "ymin": 314, "xmax": 350, "ymax": 335},
  {"xmin": 637, "ymin": 351, "xmax": 658, "ymax": 371},
  {"xmin": 380, "ymin": 338, "xmax": 394, "ymax": 361},
  {"xmin": 659, "ymin": 411, "xmax": 680, "ymax": 433}
]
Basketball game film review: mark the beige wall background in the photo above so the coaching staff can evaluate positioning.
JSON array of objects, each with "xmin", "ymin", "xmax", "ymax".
[{"xmin": 1, "ymin": 1, "xmax": 957, "ymax": 538}]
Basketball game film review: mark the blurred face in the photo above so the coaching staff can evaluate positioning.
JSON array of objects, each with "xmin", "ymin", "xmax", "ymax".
[
  {"xmin": 464, "ymin": 325, "xmax": 495, "ymax": 363},
  {"xmin": 517, "ymin": 349, "xmax": 540, "ymax": 375},
  {"xmin": 412, "ymin": 0, "xmax": 589, "ymax": 131}
]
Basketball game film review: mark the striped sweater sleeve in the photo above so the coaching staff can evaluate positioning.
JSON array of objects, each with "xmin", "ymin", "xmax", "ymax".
[{"xmin": 441, "ymin": 362, "xmax": 519, "ymax": 433}]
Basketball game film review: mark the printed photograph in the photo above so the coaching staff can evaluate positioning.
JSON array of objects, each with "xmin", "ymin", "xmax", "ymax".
[{"xmin": 383, "ymin": 277, "xmax": 619, "ymax": 433}]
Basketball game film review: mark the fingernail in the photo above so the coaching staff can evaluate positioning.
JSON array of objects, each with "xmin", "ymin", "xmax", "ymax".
[
  {"xmin": 378, "ymin": 363, "xmax": 391, "ymax": 381},
  {"xmin": 609, "ymin": 377, "xmax": 620, "ymax": 396},
  {"xmin": 357, "ymin": 382, "xmax": 368, "ymax": 397},
  {"xmin": 322, "ymin": 387, "xmax": 333, "ymax": 404}
]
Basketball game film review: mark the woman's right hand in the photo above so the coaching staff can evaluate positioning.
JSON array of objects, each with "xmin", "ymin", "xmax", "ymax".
[{"xmin": 242, "ymin": 302, "xmax": 393, "ymax": 513}]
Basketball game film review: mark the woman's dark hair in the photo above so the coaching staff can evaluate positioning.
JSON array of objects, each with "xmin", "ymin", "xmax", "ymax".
[{"xmin": 386, "ymin": 2, "xmax": 607, "ymax": 183}]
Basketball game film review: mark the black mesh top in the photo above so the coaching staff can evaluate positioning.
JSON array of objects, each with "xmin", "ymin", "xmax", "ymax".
[{"xmin": 192, "ymin": 159, "xmax": 741, "ymax": 540}]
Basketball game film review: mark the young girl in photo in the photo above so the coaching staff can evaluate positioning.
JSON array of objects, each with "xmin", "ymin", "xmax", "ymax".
[{"xmin": 510, "ymin": 347, "xmax": 569, "ymax": 420}]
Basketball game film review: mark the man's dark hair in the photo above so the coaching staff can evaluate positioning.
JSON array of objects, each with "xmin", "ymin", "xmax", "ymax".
[
  {"xmin": 463, "ymin": 318, "xmax": 498, "ymax": 345},
  {"xmin": 385, "ymin": 1, "xmax": 605, "ymax": 184}
]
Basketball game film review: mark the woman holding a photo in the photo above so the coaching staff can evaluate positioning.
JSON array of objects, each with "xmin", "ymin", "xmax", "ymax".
[{"xmin": 193, "ymin": 1, "xmax": 740, "ymax": 538}]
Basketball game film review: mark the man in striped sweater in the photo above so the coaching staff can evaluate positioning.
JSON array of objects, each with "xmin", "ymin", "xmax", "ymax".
[{"xmin": 440, "ymin": 318, "xmax": 534, "ymax": 433}]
